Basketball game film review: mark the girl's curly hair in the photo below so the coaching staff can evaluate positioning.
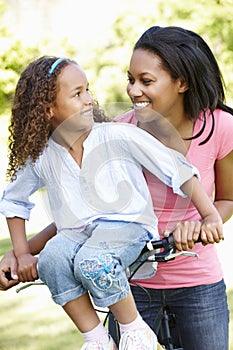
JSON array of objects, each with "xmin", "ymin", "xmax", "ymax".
[{"xmin": 7, "ymin": 56, "xmax": 110, "ymax": 180}]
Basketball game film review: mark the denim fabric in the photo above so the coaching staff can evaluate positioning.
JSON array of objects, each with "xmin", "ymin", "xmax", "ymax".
[
  {"xmin": 108, "ymin": 279, "xmax": 229, "ymax": 350},
  {"xmin": 38, "ymin": 220, "xmax": 152, "ymax": 307}
]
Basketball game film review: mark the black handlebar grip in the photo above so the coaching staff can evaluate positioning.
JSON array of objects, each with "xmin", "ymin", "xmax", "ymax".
[{"xmin": 5, "ymin": 271, "xmax": 13, "ymax": 281}]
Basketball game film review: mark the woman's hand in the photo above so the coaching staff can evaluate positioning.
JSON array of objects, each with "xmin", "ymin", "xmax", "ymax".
[
  {"xmin": 0, "ymin": 250, "xmax": 19, "ymax": 290},
  {"xmin": 163, "ymin": 215, "xmax": 223, "ymax": 252},
  {"xmin": 163, "ymin": 221, "xmax": 202, "ymax": 251}
]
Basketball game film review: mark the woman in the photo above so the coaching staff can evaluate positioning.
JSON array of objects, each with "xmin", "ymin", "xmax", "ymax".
[{"xmin": 109, "ymin": 26, "xmax": 233, "ymax": 350}]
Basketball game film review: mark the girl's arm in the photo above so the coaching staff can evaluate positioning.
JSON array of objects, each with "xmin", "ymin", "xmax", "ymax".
[
  {"xmin": 7, "ymin": 217, "xmax": 38, "ymax": 282},
  {"xmin": 175, "ymin": 176, "xmax": 224, "ymax": 251}
]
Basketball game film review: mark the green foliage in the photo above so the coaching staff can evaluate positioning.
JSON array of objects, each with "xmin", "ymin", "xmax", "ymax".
[
  {"xmin": 0, "ymin": 41, "xmax": 41, "ymax": 114},
  {"xmin": 87, "ymin": 0, "xmax": 233, "ymax": 107},
  {"xmin": 0, "ymin": 0, "xmax": 232, "ymax": 116}
]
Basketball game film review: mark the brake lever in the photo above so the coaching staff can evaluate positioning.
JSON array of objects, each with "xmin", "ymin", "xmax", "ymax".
[
  {"xmin": 16, "ymin": 279, "xmax": 44, "ymax": 293},
  {"xmin": 164, "ymin": 250, "xmax": 199, "ymax": 261},
  {"xmin": 148, "ymin": 237, "xmax": 199, "ymax": 262}
]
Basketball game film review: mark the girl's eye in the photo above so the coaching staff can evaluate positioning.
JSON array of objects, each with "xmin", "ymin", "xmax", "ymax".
[
  {"xmin": 127, "ymin": 77, "xmax": 134, "ymax": 84},
  {"xmin": 74, "ymin": 91, "xmax": 80, "ymax": 97}
]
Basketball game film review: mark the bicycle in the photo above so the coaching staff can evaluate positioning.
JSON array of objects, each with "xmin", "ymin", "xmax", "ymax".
[
  {"xmin": 7, "ymin": 235, "xmax": 199, "ymax": 350},
  {"xmin": 105, "ymin": 235, "xmax": 199, "ymax": 350}
]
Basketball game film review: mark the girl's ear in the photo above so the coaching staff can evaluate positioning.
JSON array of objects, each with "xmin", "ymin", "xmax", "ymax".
[
  {"xmin": 178, "ymin": 79, "xmax": 189, "ymax": 93},
  {"xmin": 46, "ymin": 106, "xmax": 54, "ymax": 120}
]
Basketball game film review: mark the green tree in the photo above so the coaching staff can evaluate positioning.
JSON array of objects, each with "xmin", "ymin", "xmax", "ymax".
[
  {"xmin": 0, "ymin": 0, "xmax": 78, "ymax": 116},
  {"xmin": 88, "ymin": 0, "xmax": 233, "ymax": 107},
  {"xmin": 0, "ymin": 41, "xmax": 41, "ymax": 115}
]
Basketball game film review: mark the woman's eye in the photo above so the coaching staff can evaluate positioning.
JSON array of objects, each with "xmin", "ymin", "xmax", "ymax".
[{"xmin": 142, "ymin": 79, "xmax": 152, "ymax": 84}]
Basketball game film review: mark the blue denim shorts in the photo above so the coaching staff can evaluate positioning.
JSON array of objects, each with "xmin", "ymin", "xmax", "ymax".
[{"xmin": 38, "ymin": 220, "xmax": 152, "ymax": 307}]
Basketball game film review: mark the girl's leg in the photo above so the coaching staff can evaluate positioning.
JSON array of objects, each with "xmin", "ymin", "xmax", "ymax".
[
  {"xmin": 108, "ymin": 291, "xmax": 157, "ymax": 350},
  {"xmin": 63, "ymin": 293, "xmax": 116, "ymax": 349},
  {"xmin": 74, "ymin": 221, "xmax": 157, "ymax": 348},
  {"xmin": 108, "ymin": 285, "xmax": 162, "ymax": 346},
  {"xmin": 38, "ymin": 234, "xmax": 114, "ymax": 346},
  {"xmin": 109, "ymin": 290, "xmax": 138, "ymax": 324},
  {"xmin": 63, "ymin": 292, "xmax": 101, "ymax": 332}
]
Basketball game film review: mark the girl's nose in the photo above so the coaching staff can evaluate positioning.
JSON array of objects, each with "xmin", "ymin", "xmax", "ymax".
[{"xmin": 85, "ymin": 92, "xmax": 94, "ymax": 105}]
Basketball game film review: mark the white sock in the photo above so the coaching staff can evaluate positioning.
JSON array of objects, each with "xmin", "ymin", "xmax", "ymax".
[
  {"xmin": 82, "ymin": 322, "xmax": 109, "ymax": 343},
  {"xmin": 119, "ymin": 314, "xmax": 146, "ymax": 335}
]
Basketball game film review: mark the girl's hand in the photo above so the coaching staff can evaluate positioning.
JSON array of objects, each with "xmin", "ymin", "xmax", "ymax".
[
  {"xmin": 163, "ymin": 221, "xmax": 202, "ymax": 251},
  {"xmin": 200, "ymin": 214, "xmax": 224, "ymax": 244},
  {"xmin": 17, "ymin": 253, "xmax": 38, "ymax": 282}
]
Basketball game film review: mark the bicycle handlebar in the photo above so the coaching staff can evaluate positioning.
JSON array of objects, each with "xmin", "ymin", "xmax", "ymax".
[
  {"xmin": 5, "ymin": 234, "xmax": 200, "ymax": 292},
  {"xmin": 126, "ymin": 234, "xmax": 200, "ymax": 280},
  {"xmin": 140, "ymin": 234, "xmax": 199, "ymax": 263}
]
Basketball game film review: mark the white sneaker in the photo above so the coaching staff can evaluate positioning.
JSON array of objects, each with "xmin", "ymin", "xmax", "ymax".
[
  {"xmin": 119, "ymin": 324, "xmax": 157, "ymax": 350},
  {"xmin": 80, "ymin": 335, "xmax": 118, "ymax": 350}
]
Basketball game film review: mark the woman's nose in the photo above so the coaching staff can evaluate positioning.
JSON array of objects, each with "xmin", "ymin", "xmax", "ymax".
[{"xmin": 127, "ymin": 82, "xmax": 143, "ymax": 97}]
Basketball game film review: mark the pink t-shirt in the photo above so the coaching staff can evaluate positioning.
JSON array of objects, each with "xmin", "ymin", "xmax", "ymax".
[{"xmin": 114, "ymin": 109, "xmax": 233, "ymax": 288}]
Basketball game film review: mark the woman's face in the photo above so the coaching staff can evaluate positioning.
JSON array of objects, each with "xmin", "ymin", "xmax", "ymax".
[
  {"xmin": 127, "ymin": 48, "xmax": 187, "ymax": 122},
  {"xmin": 50, "ymin": 63, "xmax": 94, "ymax": 132}
]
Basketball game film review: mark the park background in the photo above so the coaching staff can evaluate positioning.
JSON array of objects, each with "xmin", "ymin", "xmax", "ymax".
[{"xmin": 0, "ymin": 0, "xmax": 232, "ymax": 349}]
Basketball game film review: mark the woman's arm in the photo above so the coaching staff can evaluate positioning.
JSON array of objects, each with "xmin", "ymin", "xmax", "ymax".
[
  {"xmin": 0, "ymin": 250, "xmax": 19, "ymax": 290},
  {"xmin": 0, "ymin": 223, "xmax": 57, "ymax": 290},
  {"xmin": 172, "ymin": 151, "xmax": 233, "ymax": 251},
  {"xmin": 214, "ymin": 151, "xmax": 233, "ymax": 222},
  {"xmin": 28, "ymin": 223, "xmax": 57, "ymax": 255}
]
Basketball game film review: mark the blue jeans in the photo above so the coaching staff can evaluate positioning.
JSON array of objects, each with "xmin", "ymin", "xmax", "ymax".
[
  {"xmin": 38, "ymin": 220, "xmax": 152, "ymax": 307},
  {"xmin": 108, "ymin": 279, "xmax": 229, "ymax": 350}
]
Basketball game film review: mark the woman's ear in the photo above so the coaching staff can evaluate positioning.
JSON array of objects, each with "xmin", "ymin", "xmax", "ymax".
[{"xmin": 178, "ymin": 79, "xmax": 189, "ymax": 93}]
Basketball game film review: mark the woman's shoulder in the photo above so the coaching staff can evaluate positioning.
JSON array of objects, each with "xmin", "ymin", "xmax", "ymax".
[
  {"xmin": 212, "ymin": 109, "xmax": 233, "ymax": 157},
  {"xmin": 213, "ymin": 109, "xmax": 233, "ymax": 139},
  {"xmin": 113, "ymin": 109, "xmax": 137, "ymax": 125},
  {"xmin": 197, "ymin": 109, "xmax": 233, "ymax": 139},
  {"xmin": 214, "ymin": 108, "xmax": 233, "ymax": 126}
]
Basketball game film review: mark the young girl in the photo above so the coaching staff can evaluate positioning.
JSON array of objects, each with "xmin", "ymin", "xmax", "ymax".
[{"xmin": 0, "ymin": 56, "xmax": 223, "ymax": 350}]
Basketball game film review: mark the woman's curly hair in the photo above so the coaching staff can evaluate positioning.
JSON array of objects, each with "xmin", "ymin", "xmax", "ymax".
[{"xmin": 7, "ymin": 56, "xmax": 110, "ymax": 181}]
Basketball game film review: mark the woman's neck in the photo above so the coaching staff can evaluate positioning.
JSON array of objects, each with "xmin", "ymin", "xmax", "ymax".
[{"xmin": 138, "ymin": 114, "xmax": 194, "ymax": 155}]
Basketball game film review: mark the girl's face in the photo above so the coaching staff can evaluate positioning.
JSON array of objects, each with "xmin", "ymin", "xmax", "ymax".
[
  {"xmin": 127, "ymin": 48, "xmax": 187, "ymax": 122},
  {"xmin": 50, "ymin": 63, "xmax": 94, "ymax": 132}
]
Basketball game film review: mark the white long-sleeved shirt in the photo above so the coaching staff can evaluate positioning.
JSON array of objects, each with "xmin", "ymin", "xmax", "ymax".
[{"xmin": 0, "ymin": 123, "xmax": 199, "ymax": 239}]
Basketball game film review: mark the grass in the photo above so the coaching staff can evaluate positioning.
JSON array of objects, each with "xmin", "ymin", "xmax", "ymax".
[
  {"xmin": 1, "ymin": 285, "xmax": 232, "ymax": 350},
  {"xmin": 0, "ymin": 285, "xmax": 83, "ymax": 349},
  {"xmin": 0, "ymin": 236, "xmax": 232, "ymax": 350}
]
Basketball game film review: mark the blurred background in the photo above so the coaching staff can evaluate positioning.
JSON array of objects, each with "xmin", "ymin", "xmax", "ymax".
[{"xmin": 0, "ymin": 0, "xmax": 232, "ymax": 349}]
